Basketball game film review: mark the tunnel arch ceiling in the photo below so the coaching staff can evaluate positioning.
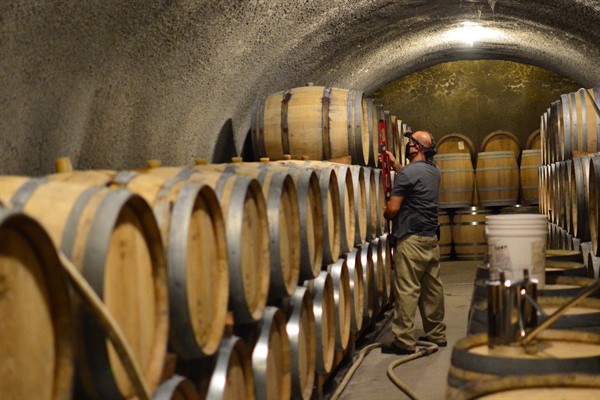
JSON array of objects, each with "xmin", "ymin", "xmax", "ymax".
[{"xmin": 1, "ymin": 0, "xmax": 599, "ymax": 175}]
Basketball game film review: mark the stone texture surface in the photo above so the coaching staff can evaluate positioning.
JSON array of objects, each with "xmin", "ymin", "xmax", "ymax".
[
  {"xmin": 372, "ymin": 60, "xmax": 582, "ymax": 150},
  {"xmin": 1, "ymin": 1, "xmax": 599, "ymax": 175}
]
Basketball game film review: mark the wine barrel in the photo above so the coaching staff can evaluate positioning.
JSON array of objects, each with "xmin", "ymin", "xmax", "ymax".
[
  {"xmin": 305, "ymin": 272, "xmax": 336, "ymax": 375},
  {"xmin": 541, "ymin": 109, "xmax": 549, "ymax": 164},
  {"xmin": 365, "ymin": 98, "xmax": 379, "ymax": 168},
  {"xmin": 475, "ymin": 152, "xmax": 519, "ymax": 207},
  {"xmin": 526, "ymin": 129, "xmax": 541, "ymax": 150},
  {"xmin": 372, "ymin": 169, "xmax": 387, "ymax": 236},
  {"xmin": 519, "ymin": 149, "xmax": 541, "ymax": 205},
  {"xmin": 468, "ymin": 296, "xmax": 600, "ymax": 336},
  {"xmin": 278, "ymin": 161, "xmax": 345, "ymax": 263},
  {"xmin": 437, "ymin": 133, "xmax": 475, "ymax": 155},
  {"xmin": 251, "ymin": 161, "xmax": 324, "ymax": 280},
  {"xmin": 559, "ymin": 88, "xmax": 600, "ymax": 160},
  {"xmin": 434, "ymin": 153, "xmax": 475, "ymax": 209},
  {"xmin": 327, "ymin": 259, "xmax": 352, "ymax": 352},
  {"xmin": 570, "ymin": 156, "xmax": 591, "ymax": 241},
  {"xmin": 198, "ymin": 162, "xmax": 301, "ymax": 301},
  {"xmin": 363, "ymin": 167, "xmax": 378, "ymax": 240},
  {"xmin": 349, "ymin": 165, "xmax": 368, "ymax": 244},
  {"xmin": 480, "ymin": 130, "xmax": 521, "ymax": 159},
  {"xmin": 589, "ymin": 155, "xmax": 600, "ymax": 256},
  {"xmin": 452, "ymin": 207, "xmax": 491, "ymax": 261},
  {"xmin": 300, "ymin": 161, "xmax": 355, "ymax": 253},
  {"xmin": 51, "ymin": 169, "xmax": 230, "ymax": 359},
  {"xmin": 251, "ymin": 307, "xmax": 291, "ymax": 400},
  {"xmin": 343, "ymin": 248, "xmax": 365, "ymax": 333},
  {"xmin": 141, "ymin": 167, "xmax": 271, "ymax": 324},
  {"xmin": 358, "ymin": 242, "xmax": 375, "ymax": 321},
  {"xmin": 251, "ymin": 86, "xmax": 369, "ymax": 165},
  {"xmin": 0, "ymin": 209, "xmax": 74, "ymax": 400},
  {"xmin": 500, "ymin": 205, "xmax": 540, "ymax": 214},
  {"xmin": 452, "ymin": 373, "xmax": 600, "ymax": 400},
  {"xmin": 0, "ymin": 177, "xmax": 168, "ymax": 399},
  {"xmin": 286, "ymin": 287, "xmax": 316, "ymax": 400},
  {"xmin": 379, "ymin": 234, "xmax": 394, "ymax": 305},
  {"xmin": 205, "ymin": 336, "xmax": 255, "ymax": 400},
  {"xmin": 446, "ymin": 330, "xmax": 600, "ymax": 400},
  {"xmin": 154, "ymin": 375, "xmax": 199, "ymax": 400},
  {"xmin": 589, "ymin": 252, "xmax": 600, "ymax": 279},
  {"xmin": 439, "ymin": 211, "xmax": 453, "ymax": 261}
]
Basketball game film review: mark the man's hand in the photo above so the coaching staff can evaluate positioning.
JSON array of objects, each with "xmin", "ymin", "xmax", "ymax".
[{"xmin": 385, "ymin": 150, "xmax": 401, "ymax": 172}]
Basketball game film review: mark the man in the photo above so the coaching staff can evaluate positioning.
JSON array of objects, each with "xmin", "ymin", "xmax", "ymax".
[{"xmin": 381, "ymin": 130, "xmax": 447, "ymax": 355}]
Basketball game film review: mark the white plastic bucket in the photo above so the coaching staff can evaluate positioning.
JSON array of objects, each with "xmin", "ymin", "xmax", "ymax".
[{"xmin": 486, "ymin": 215, "xmax": 548, "ymax": 286}]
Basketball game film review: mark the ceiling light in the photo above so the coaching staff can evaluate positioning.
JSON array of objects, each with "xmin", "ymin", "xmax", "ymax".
[{"xmin": 443, "ymin": 21, "xmax": 504, "ymax": 46}]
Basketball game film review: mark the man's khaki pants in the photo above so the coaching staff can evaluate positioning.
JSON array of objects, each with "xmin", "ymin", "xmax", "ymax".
[{"xmin": 391, "ymin": 234, "xmax": 446, "ymax": 350}]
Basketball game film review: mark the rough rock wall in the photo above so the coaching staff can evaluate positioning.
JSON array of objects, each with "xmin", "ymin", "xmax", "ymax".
[
  {"xmin": 372, "ymin": 60, "xmax": 582, "ymax": 150},
  {"xmin": 1, "ymin": 1, "xmax": 599, "ymax": 175}
]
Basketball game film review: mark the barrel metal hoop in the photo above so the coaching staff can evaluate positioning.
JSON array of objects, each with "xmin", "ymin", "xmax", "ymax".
[
  {"xmin": 439, "ymin": 168, "xmax": 474, "ymax": 173},
  {"xmin": 281, "ymin": 90, "xmax": 292, "ymax": 156},
  {"xmin": 354, "ymin": 91, "xmax": 364, "ymax": 165},
  {"xmin": 153, "ymin": 176, "xmax": 187, "ymax": 227},
  {"xmin": 167, "ymin": 181, "xmax": 205, "ymax": 357},
  {"xmin": 520, "ymin": 165, "xmax": 542, "ymax": 170},
  {"xmin": 223, "ymin": 175, "xmax": 259, "ymax": 323},
  {"xmin": 111, "ymin": 170, "xmax": 139, "ymax": 186},
  {"xmin": 207, "ymin": 337, "xmax": 249, "ymax": 399},
  {"xmin": 10, "ymin": 177, "xmax": 48, "ymax": 210},
  {"xmin": 440, "ymin": 189, "xmax": 474, "ymax": 193},
  {"xmin": 561, "ymin": 93, "xmax": 572, "ymax": 158},
  {"xmin": 287, "ymin": 287, "xmax": 315, "ymax": 396},
  {"xmin": 322, "ymin": 87, "xmax": 332, "ymax": 160},
  {"xmin": 580, "ymin": 89, "xmax": 587, "ymax": 151},
  {"xmin": 366, "ymin": 99, "xmax": 375, "ymax": 167},
  {"xmin": 258, "ymin": 95, "xmax": 267, "ymax": 158},
  {"xmin": 81, "ymin": 189, "xmax": 142, "ymax": 399},
  {"xmin": 478, "ymin": 186, "xmax": 519, "ymax": 191},
  {"xmin": 250, "ymin": 96, "xmax": 261, "ymax": 159},
  {"xmin": 266, "ymin": 173, "xmax": 287, "ymax": 299},
  {"xmin": 60, "ymin": 186, "xmax": 105, "ymax": 258},
  {"xmin": 476, "ymin": 167, "xmax": 518, "ymax": 171}
]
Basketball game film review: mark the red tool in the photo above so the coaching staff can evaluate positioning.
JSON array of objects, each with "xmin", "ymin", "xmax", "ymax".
[
  {"xmin": 378, "ymin": 118, "xmax": 394, "ymax": 256},
  {"xmin": 378, "ymin": 119, "xmax": 393, "ymax": 201}
]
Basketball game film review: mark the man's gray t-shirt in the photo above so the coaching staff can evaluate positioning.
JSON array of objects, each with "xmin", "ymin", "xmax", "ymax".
[{"xmin": 391, "ymin": 160, "xmax": 441, "ymax": 241}]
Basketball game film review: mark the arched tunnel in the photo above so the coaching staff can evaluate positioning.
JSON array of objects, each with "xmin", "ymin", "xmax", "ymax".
[
  {"xmin": 1, "ymin": 2, "xmax": 600, "ymax": 399},
  {"xmin": 1, "ymin": 1, "xmax": 599, "ymax": 175}
]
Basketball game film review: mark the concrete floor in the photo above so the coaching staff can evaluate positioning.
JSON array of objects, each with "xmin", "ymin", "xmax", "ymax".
[{"xmin": 331, "ymin": 260, "xmax": 481, "ymax": 400}]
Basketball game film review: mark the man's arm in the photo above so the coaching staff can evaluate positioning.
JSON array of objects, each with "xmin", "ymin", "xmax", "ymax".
[{"xmin": 384, "ymin": 194, "xmax": 404, "ymax": 220}]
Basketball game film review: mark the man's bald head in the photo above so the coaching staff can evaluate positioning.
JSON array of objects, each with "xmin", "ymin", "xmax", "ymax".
[{"xmin": 412, "ymin": 131, "xmax": 433, "ymax": 149}]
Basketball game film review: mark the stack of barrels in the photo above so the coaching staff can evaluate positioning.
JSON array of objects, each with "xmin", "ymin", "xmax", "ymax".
[
  {"xmin": 539, "ymin": 87, "xmax": 600, "ymax": 257},
  {"xmin": 0, "ymin": 84, "xmax": 402, "ymax": 400},
  {"xmin": 434, "ymin": 130, "xmax": 542, "ymax": 261},
  {"xmin": 447, "ymin": 87, "xmax": 600, "ymax": 400}
]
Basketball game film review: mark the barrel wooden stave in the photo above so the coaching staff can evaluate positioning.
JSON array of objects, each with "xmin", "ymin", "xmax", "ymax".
[
  {"xmin": 286, "ymin": 287, "xmax": 316, "ymax": 400},
  {"xmin": 452, "ymin": 208, "xmax": 491, "ymax": 261},
  {"xmin": 435, "ymin": 153, "xmax": 475, "ymax": 209},
  {"xmin": 0, "ymin": 176, "xmax": 169, "ymax": 399},
  {"xmin": 589, "ymin": 155, "xmax": 600, "ymax": 256},
  {"xmin": 253, "ymin": 86, "xmax": 368, "ymax": 165},
  {"xmin": 519, "ymin": 149, "xmax": 541, "ymax": 206},
  {"xmin": 475, "ymin": 152, "xmax": 519, "ymax": 207},
  {"xmin": 437, "ymin": 133, "xmax": 475, "ymax": 155},
  {"xmin": 439, "ymin": 211, "xmax": 453, "ymax": 261},
  {"xmin": 0, "ymin": 209, "xmax": 74, "ymax": 400}
]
